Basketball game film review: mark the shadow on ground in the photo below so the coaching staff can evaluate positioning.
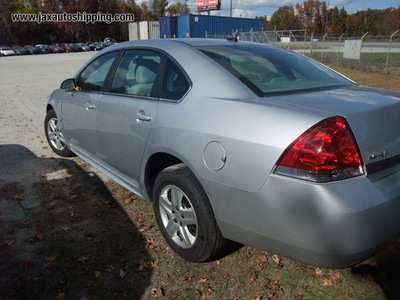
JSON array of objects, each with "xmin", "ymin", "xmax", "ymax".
[
  {"xmin": 352, "ymin": 239, "xmax": 400, "ymax": 300},
  {"xmin": 0, "ymin": 144, "xmax": 152, "ymax": 300}
]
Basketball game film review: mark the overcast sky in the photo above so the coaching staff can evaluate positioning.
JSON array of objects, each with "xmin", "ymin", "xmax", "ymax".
[{"xmin": 146, "ymin": 0, "xmax": 399, "ymax": 18}]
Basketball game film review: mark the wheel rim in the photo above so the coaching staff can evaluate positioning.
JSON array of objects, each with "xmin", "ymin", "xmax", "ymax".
[
  {"xmin": 47, "ymin": 117, "xmax": 67, "ymax": 151},
  {"xmin": 158, "ymin": 185, "xmax": 198, "ymax": 249}
]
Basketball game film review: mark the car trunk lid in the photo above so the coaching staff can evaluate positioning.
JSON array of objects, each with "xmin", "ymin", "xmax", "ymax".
[{"xmin": 268, "ymin": 85, "xmax": 400, "ymax": 179}]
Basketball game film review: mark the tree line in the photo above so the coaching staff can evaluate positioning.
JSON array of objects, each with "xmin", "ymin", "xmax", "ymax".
[
  {"xmin": 0, "ymin": 0, "xmax": 175, "ymax": 45},
  {"xmin": 1, "ymin": 0, "xmax": 399, "ymax": 46},
  {"xmin": 264, "ymin": 1, "xmax": 400, "ymax": 37}
]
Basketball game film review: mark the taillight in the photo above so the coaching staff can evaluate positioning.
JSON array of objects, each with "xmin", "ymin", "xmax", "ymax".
[{"xmin": 274, "ymin": 116, "xmax": 364, "ymax": 182}]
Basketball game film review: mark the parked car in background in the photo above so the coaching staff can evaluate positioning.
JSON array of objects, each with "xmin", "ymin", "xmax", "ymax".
[
  {"xmin": 56, "ymin": 43, "xmax": 73, "ymax": 52},
  {"xmin": 11, "ymin": 46, "xmax": 28, "ymax": 55},
  {"xmin": 44, "ymin": 39, "xmax": 400, "ymax": 268},
  {"xmin": 64, "ymin": 43, "xmax": 81, "ymax": 52},
  {"xmin": 104, "ymin": 37, "xmax": 116, "ymax": 46},
  {"xmin": 24, "ymin": 46, "xmax": 40, "ymax": 55},
  {"xmin": 35, "ymin": 44, "xmax": 50, "ymax": 54},
  {"xmin": 87, "ymin": 42, "xmax": 104, "ymax": 51},
  {"xmin": 49, "ymin": 45, "xmax": 65, "ymax": 53},
  {"xmin": 0, "ymin": 46, "xmax": 16, "ymax": 56},
  {"xmin": 74, "ymin": 43, "xmax": 90, "ymax": 51}
]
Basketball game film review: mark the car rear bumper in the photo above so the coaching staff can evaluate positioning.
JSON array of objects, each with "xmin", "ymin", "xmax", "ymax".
[{"xmin": 202, "ymin": 168, "xmax": 400, "ymax": 268}]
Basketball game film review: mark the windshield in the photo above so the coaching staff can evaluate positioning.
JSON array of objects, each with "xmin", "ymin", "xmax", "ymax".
[{"xmin": 197, "ymin": 44, "xmax": 353, "ymax": 97}]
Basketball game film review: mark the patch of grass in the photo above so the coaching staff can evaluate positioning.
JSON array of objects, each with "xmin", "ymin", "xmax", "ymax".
[{"xmin": 326, "ymin": 64, "xmax": 400, "ymax": 91}]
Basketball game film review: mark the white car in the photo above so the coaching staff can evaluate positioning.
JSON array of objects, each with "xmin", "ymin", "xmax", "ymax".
[{"xmin": 0, "ymin": 47, "xmax": 16, "ymax": 56}]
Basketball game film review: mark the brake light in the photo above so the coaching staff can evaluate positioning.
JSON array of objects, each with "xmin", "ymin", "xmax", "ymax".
[{"xmin": 274, "ymin": 116, "xmax": 364, "ymax": 182}]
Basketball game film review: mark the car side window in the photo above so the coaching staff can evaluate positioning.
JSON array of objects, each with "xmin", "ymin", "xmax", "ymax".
[
  {"xmin": 77, "ymin": 52, "xmax": 118, "ymax": 92},
  {"xmin": 161, "ymin": 59, "xmax": 190, "ymax": 100},
  {"xmin": 110, "ymin": 49, "xmax": 162, "ymax": 97}
]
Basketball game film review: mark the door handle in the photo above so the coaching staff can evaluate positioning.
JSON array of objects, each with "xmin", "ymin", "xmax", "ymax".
[
  {"xmin": 136, "ymin": 110, "xmax": 152, "ymax": 121},
  {"xmin": 85, "ymin": 103, "xmax": 95, "ymax": 110}
]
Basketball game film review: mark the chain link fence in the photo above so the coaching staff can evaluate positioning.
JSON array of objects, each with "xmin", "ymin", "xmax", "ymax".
[{"xmin": 206, "ymin": 30, "xmax": 400, "ymax": 74}]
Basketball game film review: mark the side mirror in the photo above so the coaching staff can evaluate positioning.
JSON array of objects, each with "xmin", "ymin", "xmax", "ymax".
[{"xmin": 61, "ymin": 78, "xmax": 76, "ymax": 90}]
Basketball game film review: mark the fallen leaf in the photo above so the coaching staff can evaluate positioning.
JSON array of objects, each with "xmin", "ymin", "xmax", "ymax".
[
  {"xmin": 320, "ymin": 278, "xmax": 334, "ymax": 286},
  {"xmin": 146, "ymin": 237, "xmax": 156, "ymax": 244},
  {"xmin": 330, "ymin": 271, "xmax": 342, "ymax": 283},
  {"xmin": 198, "ymin": 278, "xmax": 208, "ymax": 283},
  {"xmin": 150, "ymin": 287, "xmax": 164, "ymax": 297},
  {"xmin": 56, "ymin": 293, "xmax": 67, "ymax": 300},
  {"xmin": 179, "ymin": 276, "xmax": 191, "ymax": 281},
  {"xmin": 78, "ymin": 256, "xmax": 89, "ymax": 263},
  {"xmin": 243, "ymin": 251, "xmax": 252, "ymax": 258},
  {"xmin": 45, "ymin": 256, "xmax": 56, "ymax": 263},
  {"xmin": 315, "ymin": 267, "xmax": 325, "ymax": 276},
  {"xmin": 269, "ymin": 280, "xmax": 280, "ymax": 292},
  {"xmin": 256, "ymin": 255, "xmax": 268, "ymax": 264},
  {"xmin": 254, "ymin": 264, "xmax": 265, "ymax": 271},
  {"xmin": 137, "ymin": 215, "xmax": 145, "ymax": 222},
  {"xmin": 124, "ymin": 198, "xmax": 133, "ymax": 204},
  {"xmin": 272, "ymin": 255, "xmax": 282, "ymax": 266},
  {"xmin": 119, "ymin": 269, "xmax": 126, "ymax": 278},
  {"xmin": 36, "ymin": 234, "xmax": 44, "ymax": 241},
  {"xmin": 5, "ymin": 239, "xmax": 16, "ymax": 246},
  {"xmin": 105, "ymin": 265, "xmax": 115, "ymax": 272},
  {"xmin": 94, "ymin": 271, "xmax": 101, "ymax": 278}
]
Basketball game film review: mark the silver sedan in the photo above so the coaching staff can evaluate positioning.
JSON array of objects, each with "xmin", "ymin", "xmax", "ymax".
[{"xmin": 45, "ymin": 38, "xmax": 400, "ymax": 268}]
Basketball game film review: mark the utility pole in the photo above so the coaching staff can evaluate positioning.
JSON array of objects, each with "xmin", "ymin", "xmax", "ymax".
[
  {"xmin": 185, "ymin": 0, "xmax": 188, "ymax": 15},
  {"xmin": 230, "ymin": 0, "xmax": 233, "ymax": 17}
]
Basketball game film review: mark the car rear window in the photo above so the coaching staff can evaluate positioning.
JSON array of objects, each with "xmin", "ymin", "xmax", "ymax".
[{"xmin": 196, "ymin": 44, "xmax": 353, "ymax": 97}]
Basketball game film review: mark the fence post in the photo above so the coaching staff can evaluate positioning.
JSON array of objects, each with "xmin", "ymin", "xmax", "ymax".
[
  {"xmin": 337, "ymin": 33, "xmax": 344, "ymax": 63},
  {"xmin": 310, "ymin": 33, "xmax": 314, "ymax": 54},
  {"xmin": 321, "ymin": 33, "xmax": 328, "ymax": 63},
  {"xmin": 359, "ymin": 32, "xmax": 369, "ymax": 68},
  {"xmin": 385, "ymin": 30, "xmax": 400, "ymax": 74}
]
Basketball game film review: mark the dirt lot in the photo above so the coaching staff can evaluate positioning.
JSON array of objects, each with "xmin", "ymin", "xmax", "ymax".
[{"xmin": 1, "ymin": 52, "xmax": 400, "ymax": 300}]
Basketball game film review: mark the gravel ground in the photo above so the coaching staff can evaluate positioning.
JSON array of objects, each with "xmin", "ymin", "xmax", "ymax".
[{"xmin": 1, "ymin": 52, "xmax": 399, "ymax": 300}]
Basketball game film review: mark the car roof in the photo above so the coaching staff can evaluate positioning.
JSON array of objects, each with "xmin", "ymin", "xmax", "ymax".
[{"xmin": 107, "ymin": 38, "xmax": 266, "ymax": 51}]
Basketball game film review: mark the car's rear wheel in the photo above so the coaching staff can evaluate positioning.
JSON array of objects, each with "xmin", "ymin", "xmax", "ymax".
[
  {"xmin": 44, "ymin": 109, "xmax": 75, "ymax": 157},
  {"xmin": 153, "ymin": 164, "xmax": 226, "ymax": 262}
]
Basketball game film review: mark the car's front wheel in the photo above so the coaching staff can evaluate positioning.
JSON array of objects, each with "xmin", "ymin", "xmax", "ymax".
[
  {"xmin": 44, "ymin": 109, "xmax": 75, "ymax": 157},
  {"xmin": 153, "ymin": 164, "xmax": 226, "ymax": 262}
]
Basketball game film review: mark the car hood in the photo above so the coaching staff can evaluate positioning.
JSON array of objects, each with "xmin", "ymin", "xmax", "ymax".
[{"xmin": 268, "ymin": 85, "xmax": 400, "ymax": 175}]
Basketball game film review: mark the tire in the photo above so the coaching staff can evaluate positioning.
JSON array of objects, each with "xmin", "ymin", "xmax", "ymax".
[
  {"xmin": 44, "ymin": 109, "xmax": 75, "ymax": 157},
  {"xmin": 153, "ymin": 164, "xmax": 227, "ymax": 262}
]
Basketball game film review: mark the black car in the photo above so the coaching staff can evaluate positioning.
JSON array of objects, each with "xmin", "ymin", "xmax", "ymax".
[
  {"xmin": 24, "ymin": 46, "xmax": 40, "ymax": 55},
  {"xmin": 12, "ymin": 46, "xmax": 28, "ymax": 55},
  {"xmin": 35, "ymin": 44, "xmax": 50, "ymax": 54},
  {"xmin": 87, "ymin": 42, "xmax": 104, "ymax": 51}
]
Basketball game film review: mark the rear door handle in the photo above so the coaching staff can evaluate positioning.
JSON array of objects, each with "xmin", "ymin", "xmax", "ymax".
[{"xmin": 136, "ymin": 110, "xmax": 152, "ymax": 121}]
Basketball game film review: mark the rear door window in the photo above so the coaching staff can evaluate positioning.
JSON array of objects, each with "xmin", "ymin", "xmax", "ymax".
[{"xmin": 110, "ymin": 49, "xmax": 162, "ymax": 97}]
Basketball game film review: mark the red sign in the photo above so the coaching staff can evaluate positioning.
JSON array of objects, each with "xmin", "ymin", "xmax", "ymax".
[{"xmin": 197, "ymin": 0, "xmax": 221, "ymax": 11}]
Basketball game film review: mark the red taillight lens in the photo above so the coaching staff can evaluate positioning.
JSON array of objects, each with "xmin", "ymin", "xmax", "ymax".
[{"xmin": 274, "ymin": 116, "xmax": 364, "ymax": 182}]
